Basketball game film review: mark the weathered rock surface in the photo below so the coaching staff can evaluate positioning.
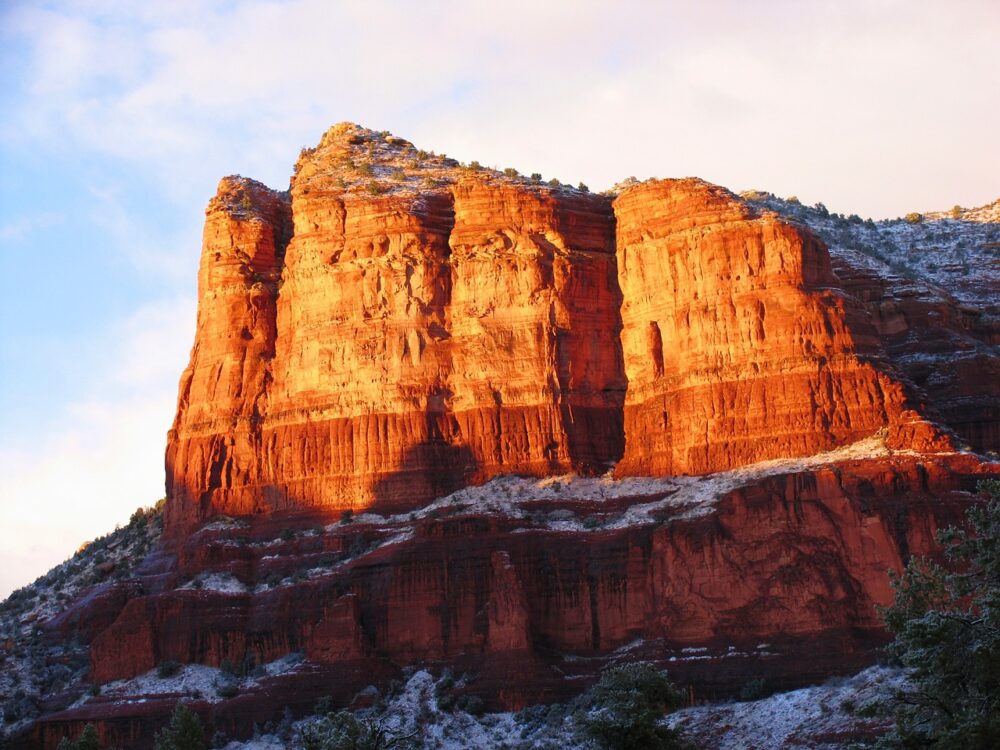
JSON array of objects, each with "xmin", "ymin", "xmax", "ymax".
[
  {"xmin": 166, "ymin": 125, "xmax": 955, "ymax": 534},
  {"xmin": 613, "ymin": 179, "xmax": 945, "ymax": 477},
  {"xmin": 740, "ymin": 191, "xmax": 1000, "ymax": 454},
  {"xmin": 31, "ymin": 452, "xmax": 998, "ymax": 749},
  {"xmin": 166, "ymin": 125, "xmax": 627, "ymax": 532}
]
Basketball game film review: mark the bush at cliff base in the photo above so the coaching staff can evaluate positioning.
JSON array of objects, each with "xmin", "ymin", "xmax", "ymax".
[
  {"xmin": 154, "ymin": 703, "xmax": 207, "ymax": 750},
  {"xmin": 582, "ymin": 663, "xmax": 693, "ymax": 750},
  {"xmin": 877, "ymin": 479, "xmax": 1000, "ymax": 748},
  {"xmin": 56, "ymin": 724, "xmax": 101, "ymax": 750},
  {"xmin": 300, "ymin": 711, "xmax": 417, "ymax": 750}
]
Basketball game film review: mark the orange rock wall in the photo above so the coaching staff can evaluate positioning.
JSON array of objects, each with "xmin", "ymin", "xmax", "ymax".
[
  {"xmin": 166, "ymin": 174, "xmax": 625, "ymax": 531},
  {"xmin": 165, "ymin": 178, "xmax": 290, "ymax": 532},
  {"xmin": 612, "ymin": 179, "xmax": 938, "ymax": 476},
  {"xmin": 165, "ymin": 150, "xmax": 943, "ymax": 533}
]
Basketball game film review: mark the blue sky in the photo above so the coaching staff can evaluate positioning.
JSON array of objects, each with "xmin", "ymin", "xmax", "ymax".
[{"xmin": 1, "ymin": 0, "xmax": 998, "ymax": 597}]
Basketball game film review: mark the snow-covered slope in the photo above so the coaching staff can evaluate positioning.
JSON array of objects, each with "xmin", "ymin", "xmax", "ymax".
[{"xmin": 742, "ymin": 192, "xmax": 1000, "ymax": 310}]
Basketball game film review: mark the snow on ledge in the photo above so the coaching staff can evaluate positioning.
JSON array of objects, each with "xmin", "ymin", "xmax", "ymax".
[{"xmin": 382, "ymin": 433, "xmax": 906, "ymax": 532}]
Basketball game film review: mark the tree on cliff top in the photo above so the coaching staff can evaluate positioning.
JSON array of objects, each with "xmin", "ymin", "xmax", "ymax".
[{"xmin": 876, "ymin": 479, "xmax": 1000, "ymax": 748}]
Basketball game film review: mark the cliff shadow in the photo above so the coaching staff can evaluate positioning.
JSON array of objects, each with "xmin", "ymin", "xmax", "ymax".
[{"xmin": 369, "ymin": 412, "xmax": 479, "ymax": 514}]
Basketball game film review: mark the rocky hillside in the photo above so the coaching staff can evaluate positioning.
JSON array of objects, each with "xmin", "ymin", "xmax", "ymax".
[{"xmin": 3, "ymin": 124, "xmax": 999, "ymax": 749}]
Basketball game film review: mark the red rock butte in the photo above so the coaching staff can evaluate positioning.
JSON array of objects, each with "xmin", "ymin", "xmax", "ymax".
[
  {"xmin": 165, "ymin": 122, "xmax": 949, "ymax": 534},
  {"xmin": 18, "ymin": 123, "xmax": 1000, "ymax": 750}
]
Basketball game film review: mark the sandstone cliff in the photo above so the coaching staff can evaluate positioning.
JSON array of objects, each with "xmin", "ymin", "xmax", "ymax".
[
  {"xmin": 167, "ymin": 124, "xmax": 627, "ymax": 531},
  {"xmin": 165, "ymin": 124, "xmax": 950, "ymax": 533},
  {"xmin": 613, "ymin": 179, "xmax": 943, "ymax": 476},
  {"xmin": 32, "ymin": 451, "xmax": 998, "ymax": 749},
  {"xmin": 6, "ymin": 123, "xmax": 999, "ymax": 750}
]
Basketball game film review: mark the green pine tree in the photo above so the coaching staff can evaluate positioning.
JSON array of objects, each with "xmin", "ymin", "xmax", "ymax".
[
  {"xmin": 876, "ymin": 479, "xmax": 1000, "ymax": 748},
  {"xmin": 57, "ymin": 723, "xmax": 102, "ymax": 750},
  {"xmin": 581, "ymin": 663, "xmax": 693, "ymax": 750},
  {"xmin": 153, "ymin": 703, "xmax": 207, "ymax": 750}
]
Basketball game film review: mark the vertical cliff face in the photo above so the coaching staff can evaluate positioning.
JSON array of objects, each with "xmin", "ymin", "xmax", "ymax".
[
  {"xmin": 165, "ymin": 125, "xmax": 949, "ymax": 534},
  {"xmin": 166, "ymin": 125, "xmax": 626, "ymax": 530},
  {"xmin": 165, "ymin": 177, "xmax": 291, "ymax": 532},
  {"xmin": 446, "ymin": 180, "xmax": 624, "ymax": 478},
  {"xmin": 612, "ymin": 179, "xmax": 944, "ymax": 476}
]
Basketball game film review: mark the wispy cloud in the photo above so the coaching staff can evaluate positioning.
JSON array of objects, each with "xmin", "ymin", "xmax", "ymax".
[
  {"xmin": 0, "ymin": 296, "xmax": 194, "ymax": 598},
  {"xmin": 3, "ymin": 1, "xmax": 998, "ymax": 215},
  {"xmin": 0, "ymin": 212, "xmax": 63, "ymax": 241}
]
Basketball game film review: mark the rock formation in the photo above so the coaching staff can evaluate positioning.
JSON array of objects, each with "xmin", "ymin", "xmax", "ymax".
[
  {"xmin": 165, "ymin": 124, "xmax": 949, "ymax": 534},
  {"xmin": 613, "ymin": 178, "xmax": 944, "ymax": 476},
  {"xmin": 33, "ymin": 452, "xmax": 997, "ymax": 749},
  {"xmin": 8, "ymin": 122, "xmax": 998, "ymax": 750}
]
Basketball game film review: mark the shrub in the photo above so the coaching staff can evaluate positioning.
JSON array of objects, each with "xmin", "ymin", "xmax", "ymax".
[
  {"xmin": 581, "ymin": 663, "xmax": 690, "ymax": 750},
  {"xmin": 548, "ymin": 178, "xmax": 561, "ymax": 187},
  {"xmin": 531, "ymin": 173, "xmax": 542, "ymax": 182},
  {"xmin": 299, "ymin": 711, "xmax": 417, "ymax": 750},
  {"xmin": 738, "ymin": 677, "xmax": 769, "ymax": 701},
  {"xmin": 876, "ymin": 479, "xmax": 1000, "ymax": 748},
  {"xmin": 154, "ymin": 703, "xmax": 208, "ymax": 750},
  {"xmin": 786, "ymin": 195, "xmax": 800, "ymax": 204},
  {"xmin": 57, "ymin": 724, "xmax": 102, "ymax": 750},
  {"xmin": 578, "ymin": 182, "xmax": 589, "ymax": 192},
  {"xmin": 358, "ymin": 162, "xmax": 374, "ymax": 176},
  {"xmin": 459, "ymin": 694, "xmax": 485, "ymax": 715},
  {"xmin": 468, "ymin": 160, "xmax": 481, "ymax": 171},
  {"xmin": 366, "ymin": 182, "xmax": 385, "ymax": 196},
  {"xmin": 390, "ymin": 169, "xmax": 406, "ymax": 182},
  {"xmin": 157, "ymin": 660, "xmax": 182, "ymax": 678},
  {"xmin": 341, "ymin": 509, "xmax": 354, "ymax": 524},
  {"xmin": 503, "ymin": 167, "xmax": 519, "ymax": 178},
  {"xmin": 904, "ymin": 212, "xmax": 924, "ymax": 224},
  {"xmin": 216, "ymin": 681, "xmax": 239, "ymax": 698},
  {"xmin": 950, "ymin": 205, "xmax": 964, "ymax": 219}
]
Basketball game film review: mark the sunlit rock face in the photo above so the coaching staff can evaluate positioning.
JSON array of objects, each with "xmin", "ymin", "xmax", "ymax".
[
  {"xmin": 164, "ymin": 125, "xmax": 955, "ymax": 535},
  {"xmin": 166, "ymin": 125, "xmax": 627, "ymax": 533},
  {"xmin": 611, "ymin": 178, "xmax": 946, "ymax": 477}
]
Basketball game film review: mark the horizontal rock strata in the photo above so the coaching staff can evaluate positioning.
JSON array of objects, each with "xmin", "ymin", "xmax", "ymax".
[{"xmin": 165, "ymin": 125, "xmax": 951, "ymax": 532}]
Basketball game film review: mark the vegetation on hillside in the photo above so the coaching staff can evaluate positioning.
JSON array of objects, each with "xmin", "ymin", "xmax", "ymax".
[{"xmin": 875, "ymin": 480, "xmax": 1000, "ymax": 748}]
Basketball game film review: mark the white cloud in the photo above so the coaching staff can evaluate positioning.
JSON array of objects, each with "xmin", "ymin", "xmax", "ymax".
[
  {"xmin": 5, "ymin": 0, "xmax": 995, "ymax": 215},
  {"xmin": 0, "ymin": 296, "xmax": 194, "ymax": 598},
  {"xmin": 0, "ymin": 212, "xmax": 63, "ymax": 241}
]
